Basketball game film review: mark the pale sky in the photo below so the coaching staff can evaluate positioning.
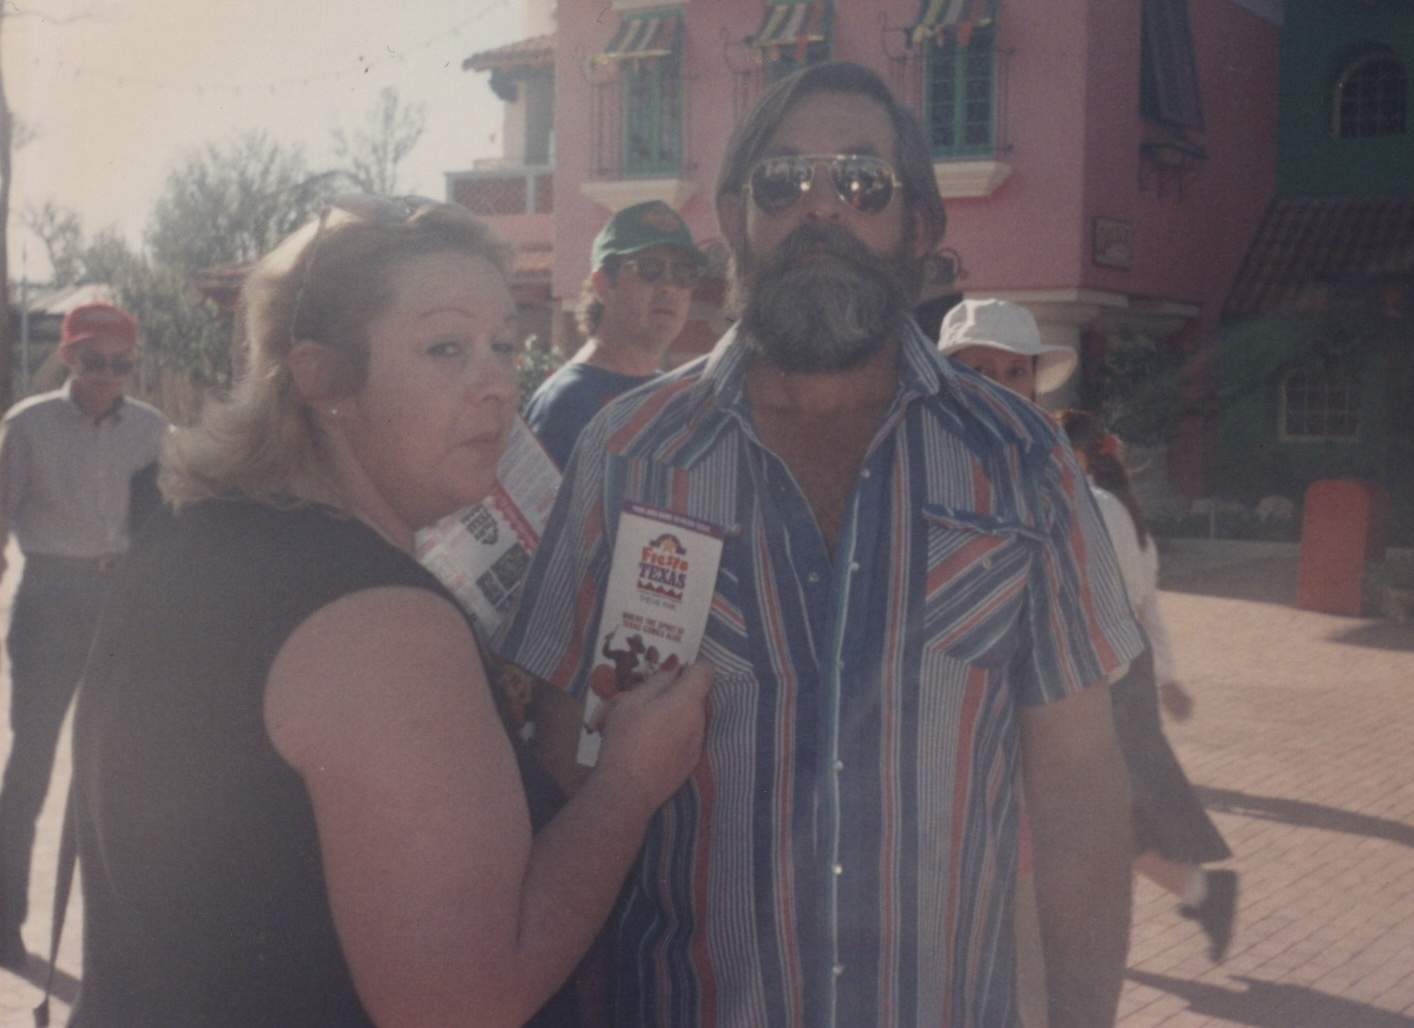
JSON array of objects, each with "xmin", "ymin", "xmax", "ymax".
[{"xmin": 3, "ymin": 0, "xmax": 528, "ymax": 280}]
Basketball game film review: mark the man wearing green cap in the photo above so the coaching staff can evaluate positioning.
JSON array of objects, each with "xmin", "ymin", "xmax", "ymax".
[{"xmin": 524, "ymin": 200, "xmax": 706, "ymax": 469}]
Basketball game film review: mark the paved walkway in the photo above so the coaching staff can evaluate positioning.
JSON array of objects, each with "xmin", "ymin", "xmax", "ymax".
[
  {"xmin": 1122, "ymin": 540, "xmax": 1414, "ymax": 1027},
  {"xmin": 0, "ymin": 539, "xmax": 1411, "ymax": 1026}
]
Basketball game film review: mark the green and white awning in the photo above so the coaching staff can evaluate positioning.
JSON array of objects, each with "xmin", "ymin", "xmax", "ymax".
[
  {"xmin": 751, "ymin": 0, "xmax": 827, "ymax": 58},
  {"xmin": 595, "ymin": 11, "xmax": 682, "ymax": 64},
  {"xmin": 910, "ymin": 0, "xmax": 997, "ymax": 47}
]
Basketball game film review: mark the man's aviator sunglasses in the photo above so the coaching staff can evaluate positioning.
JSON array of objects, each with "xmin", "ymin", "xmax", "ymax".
[
  {"xmin": 618, "ymin": 254, "xmax": 702, "ymax": 290},
  {"xmin": 746, "ymin": 153, "xmax": 905, "ymax": 217}
]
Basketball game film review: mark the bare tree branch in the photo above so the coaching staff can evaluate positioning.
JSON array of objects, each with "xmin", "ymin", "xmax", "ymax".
[{"xmin": 330, "ymin": 86, "xmax": 428, "ymax": 196}]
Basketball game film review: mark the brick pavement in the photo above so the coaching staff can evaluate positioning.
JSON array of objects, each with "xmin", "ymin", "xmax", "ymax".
[
  {"xmin": 0, "ymin": 540, "xmax": 1410, "ymax": 1026},
  {"xmin": 0, "ymin": 543, "xmax": 82, "ymax": 1027},
  {"xmin": 1122, "ymin": 540, "xmax": 1414, "ymax": 1027}
]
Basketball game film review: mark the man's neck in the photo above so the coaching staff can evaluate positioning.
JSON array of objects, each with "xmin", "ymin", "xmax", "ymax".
[
  {"xmin": 571, "ymin": 336, "xmax": 665, "ymax": 378},
  {"xmin": 744, "ymin": 334, "xmax": 901, "ymax": 418},
  {"xmin": 743, "ymin": 335, "xmax": 902, "ymax": 557},
  {"xmin": 70, "ymin": 382, "xmax": 123, "ymax": 422}
]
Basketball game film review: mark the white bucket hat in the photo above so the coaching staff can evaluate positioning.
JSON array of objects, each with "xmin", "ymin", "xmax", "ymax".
[{"xmin": 937, "ymin": 299, "xmax": 1078, "ymax": 395}]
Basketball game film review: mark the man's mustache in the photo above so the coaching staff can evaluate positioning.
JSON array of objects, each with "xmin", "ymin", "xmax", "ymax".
[{"xmin": 766, "ymin": 222, "xmax": 883, "ymax": 273}]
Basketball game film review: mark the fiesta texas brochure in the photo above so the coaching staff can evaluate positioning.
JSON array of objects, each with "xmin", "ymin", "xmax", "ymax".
[{"xmin": 577, "ymin": 501, "xmax": 724, "ymax": 767}]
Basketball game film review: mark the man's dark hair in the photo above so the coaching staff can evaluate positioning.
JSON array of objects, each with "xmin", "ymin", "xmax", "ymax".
[
  {"xmin": 714, "ymin": 61, "xmax": 946, "ymax": 254},
  {"xmin": 574, "ymin": 258, "xmax": 622, "ymax": 339}
]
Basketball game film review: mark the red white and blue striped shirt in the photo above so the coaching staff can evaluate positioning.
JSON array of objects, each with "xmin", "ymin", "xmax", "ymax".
[{"xmin": 498, "ymin": 321, "xmax": 1141, "ymax": 1026}]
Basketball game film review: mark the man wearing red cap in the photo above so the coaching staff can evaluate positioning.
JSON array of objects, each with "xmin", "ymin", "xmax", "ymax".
[{"xmin": 0, "ymin": 301, "xmax": 168, "ymax": 967}]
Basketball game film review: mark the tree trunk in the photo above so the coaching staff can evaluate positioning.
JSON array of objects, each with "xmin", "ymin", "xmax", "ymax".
[{"xmin": 0, "ymin": 14, "xmax": 15, "ymax": 411}]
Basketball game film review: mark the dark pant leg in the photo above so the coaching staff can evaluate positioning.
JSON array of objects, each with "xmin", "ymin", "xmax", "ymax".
[{"xmin": 0, "ymin": 562, "xmax": 109, "ymax": 930}]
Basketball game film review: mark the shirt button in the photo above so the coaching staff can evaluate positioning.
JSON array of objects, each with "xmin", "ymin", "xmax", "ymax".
[
  {"xmin": 861, "ymin": 468, "xmax": 871, "ymax": 479},
  {"xmin": 807, "ymin": 571, "xmax": 820, "ymax": 584},
  {"xmin": 832, "ymin": 863, "xmax": 844, "ymax": 876},
  {"xmin": 833, "ymin": 963, "xmax": 846, "ymax": 977},
  {"xmin": 833, "ymin": 759, "xmax": 844, "ymax": 772},
  {"xmin": 848, "ymin": 561, "xmax": 860, "ymax": 573}
]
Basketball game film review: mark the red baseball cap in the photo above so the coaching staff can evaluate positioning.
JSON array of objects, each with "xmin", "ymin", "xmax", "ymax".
[{"xmin": 59, "ymin": 302, "xmax": 138, "ymax": 351}]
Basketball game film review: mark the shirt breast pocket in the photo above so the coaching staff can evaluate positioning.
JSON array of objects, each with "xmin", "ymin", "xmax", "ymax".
[{"xmin": 919, "ymin": 506, "xmax": 1044, "ymax": 671}]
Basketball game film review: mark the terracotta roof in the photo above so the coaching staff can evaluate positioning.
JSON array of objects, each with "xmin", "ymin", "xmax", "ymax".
[
  {"xmin": 194, "ymin": 261, "xmax": 252, "ymax": 303},
  {"xmin": 192, "ymin": 246, "xmax": 552, "ymax": 306},
  {"xmin": 1225, "ymin": 195, "xmax": 1414, "ymax": 318},
  {"xmin": 18, "ymin": 282, "xmax": 119, "ymax": 319},
  {"xmin": 513, "ymin": 246, "xmax": 554, "ymax": 278},
  {"xmin": 463, "ymin": 34, "xmax": 554, "ymax": 73}
]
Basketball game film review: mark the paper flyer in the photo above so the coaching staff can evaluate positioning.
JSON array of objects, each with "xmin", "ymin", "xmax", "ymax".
[
  {"xmin": 415, "ymin": 415, "xmax": 561, "ymax": 637},
  {"xmin": 577, "ymin": 501, "xmax": 725, "ymax": 766}
]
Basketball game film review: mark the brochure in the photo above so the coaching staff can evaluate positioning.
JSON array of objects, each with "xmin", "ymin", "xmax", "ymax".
[
  {"xmin": 577, "ymin": 501, "xmax": 725, "ymax": 766},
  {"xmin": 415, "ymin": 415, "xmax": 561, "ymax": 637}
]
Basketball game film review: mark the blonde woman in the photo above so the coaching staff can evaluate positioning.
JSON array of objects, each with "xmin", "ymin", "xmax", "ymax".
[{"xmin": 69, "ymin": 198, "xmax": 710, "ymax": 1027}]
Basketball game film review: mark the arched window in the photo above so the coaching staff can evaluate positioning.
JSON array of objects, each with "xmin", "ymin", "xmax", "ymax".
[
  {"xmin": 1280, "ymin": 363, "xmax": 1362, "ymax": 441},
  {"xmin": 1334, "ymin": 50, "xmax": 1407, "ymax": 139}
]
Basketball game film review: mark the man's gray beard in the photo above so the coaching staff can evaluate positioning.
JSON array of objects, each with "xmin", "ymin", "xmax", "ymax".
[{"xmin": 737, "ymin": 223, "xmax": 918, "ymax": 374}]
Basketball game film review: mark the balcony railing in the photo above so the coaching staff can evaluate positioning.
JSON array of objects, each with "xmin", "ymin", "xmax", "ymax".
[{"xmin": 449, "ymin": 166, "xmax": 555, "ymax": 217}]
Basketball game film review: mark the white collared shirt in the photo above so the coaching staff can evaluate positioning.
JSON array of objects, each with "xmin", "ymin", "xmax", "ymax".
[{"xmin": 0, "ymin": 381, "xmax": 169, "ymax": 558}]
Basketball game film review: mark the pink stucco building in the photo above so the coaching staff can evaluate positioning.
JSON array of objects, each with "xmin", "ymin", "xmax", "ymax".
[{"xmin": 455, "ymin": 0, "xmax": 1283, "ymax": 498}]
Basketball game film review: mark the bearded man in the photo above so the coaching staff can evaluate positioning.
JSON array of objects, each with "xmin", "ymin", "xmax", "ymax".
[{"xmin": 499, "ymin": 61, "xmax": 1140, "ymax": 1028}]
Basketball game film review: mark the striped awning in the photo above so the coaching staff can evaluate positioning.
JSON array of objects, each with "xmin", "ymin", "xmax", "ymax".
[
  {"xmin": 751, "ymin": 1, "xmax": 827, "ymax": 55},
  {"xmin": 595, "ymin": 11, "xmax": 682, "ymax": 64},
  {"xmin": 911, "ymin": 0, "xmax": 997, "ymax": 47}
]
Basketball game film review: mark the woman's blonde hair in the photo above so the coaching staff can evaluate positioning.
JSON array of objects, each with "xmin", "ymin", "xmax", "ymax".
[{"xmin": 162, "ymin": 200, "xmax": 512, "ymax": 507}]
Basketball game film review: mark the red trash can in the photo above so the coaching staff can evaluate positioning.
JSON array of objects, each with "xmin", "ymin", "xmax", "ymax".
[{"xmin": 1296, "ymin": 479, "xmax": 1389, "ymax": 616}]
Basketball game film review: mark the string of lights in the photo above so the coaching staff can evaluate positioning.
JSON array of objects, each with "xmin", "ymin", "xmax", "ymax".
[{"xmin": 13, "ymin": 0, "xmax": 512, "ymax": 96}]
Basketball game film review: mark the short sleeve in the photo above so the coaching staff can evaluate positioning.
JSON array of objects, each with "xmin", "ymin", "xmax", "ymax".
[
  {"xmin": 0, "ymin": 416, "xmax": 29, "ymax": 529},
  {"xmin": 494, "ymin": 415, "xmax": 618, "ymax": 699},
  {"xmin": 1008, "ymin": 441, "xmax": 1142, "ymax": 707}
]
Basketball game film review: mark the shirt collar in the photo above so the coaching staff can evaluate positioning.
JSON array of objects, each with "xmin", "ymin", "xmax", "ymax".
[
  {"xmin": 63, "ymin": 378, "xmax": 127, "ymax": 423},
  {"xmin": 676, "ymin": 315, "xmax": 1018, "ymax": 466}
]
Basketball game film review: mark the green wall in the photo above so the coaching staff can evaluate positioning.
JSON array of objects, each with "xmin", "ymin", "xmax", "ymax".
[
  {"xmin": 1217, "ymin": 316, "xmax": 1387, "ymax": 503},
  {"xmin": 1277, "ymin": 0, "xmax": 1414, "ymax": 197}
]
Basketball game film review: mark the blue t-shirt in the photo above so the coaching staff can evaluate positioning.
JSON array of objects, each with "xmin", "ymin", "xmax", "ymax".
[{"xmin": 522, "ymin": 362, "xmax": 657, "ymax": 469}]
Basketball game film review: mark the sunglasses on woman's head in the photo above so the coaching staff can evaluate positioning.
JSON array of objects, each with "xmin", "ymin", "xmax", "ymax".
[
  {"xmin": 77, "ymin": 351, "xmax": 136, "ymax": 376},
  {"xmin": 618, "ymin": 255, "xmax": 703, "ymax": 290},
  {"xmin": 289, "ymin": 193, "xmax": 442, "ymax": 344},
  {"xmin": 746, "ymin": 153, "xmax": 905, "ymax": 217}
]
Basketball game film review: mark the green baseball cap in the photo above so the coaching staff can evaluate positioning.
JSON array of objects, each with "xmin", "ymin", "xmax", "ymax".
[{"xmin": 591, "ymin": 200, "xmax": 707, "ymax": 270}]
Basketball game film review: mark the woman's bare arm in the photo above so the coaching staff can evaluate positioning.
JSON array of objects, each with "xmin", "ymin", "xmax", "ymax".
[{"xmin": 265, "ymin": 586, "xmax": 709, "ymax": 1027}]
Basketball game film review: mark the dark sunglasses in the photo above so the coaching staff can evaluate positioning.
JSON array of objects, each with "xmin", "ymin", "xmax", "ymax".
[
  {"xmin": 77, "ymin": 351, "xmax": 136, "ymax": 375},
  {"xmin": 619, "ymin": 254, "xmax": 703, "ymax": 290},
  {"xmin": 746, "ymin": 153, "xmax": 905, "ymax": 217},
  {"xmin": 289, "ymin": 193, "xmax": 440, "ymax": 343}
]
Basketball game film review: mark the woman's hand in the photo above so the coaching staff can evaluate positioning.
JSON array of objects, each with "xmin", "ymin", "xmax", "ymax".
[
  {"xmin": 593, "ymin": 660, "xmax": 713, "ymax": 817},
  {"xmin": 1159, "ymin": 681, "xmax": 1193, "ymax": 722}
]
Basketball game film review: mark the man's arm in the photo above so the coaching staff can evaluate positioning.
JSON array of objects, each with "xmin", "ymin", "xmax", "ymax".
[
  {"xmin": 1020, "ymin": 679, "xmax": 1132, "ymax": 1028},
  {"xmin": 0, "ymin": 419, "xmax": 21, "ymax": 583}
]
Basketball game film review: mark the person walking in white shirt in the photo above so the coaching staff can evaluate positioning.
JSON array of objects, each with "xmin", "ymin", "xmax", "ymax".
[{"xmin": 1059, "ymin": 407, "xmax": 1239, "ymax": 963}]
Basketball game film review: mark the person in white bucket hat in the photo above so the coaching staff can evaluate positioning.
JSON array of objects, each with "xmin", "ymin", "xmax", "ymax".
[{"xmin": 938, "ymin": 298, "xmax": 1078, "ymax": 401}]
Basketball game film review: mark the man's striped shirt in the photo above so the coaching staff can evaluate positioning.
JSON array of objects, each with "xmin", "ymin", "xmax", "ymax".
[{"xmin": 498, "ymin": 321, "xmax": 1140, "ymax": 1026}]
